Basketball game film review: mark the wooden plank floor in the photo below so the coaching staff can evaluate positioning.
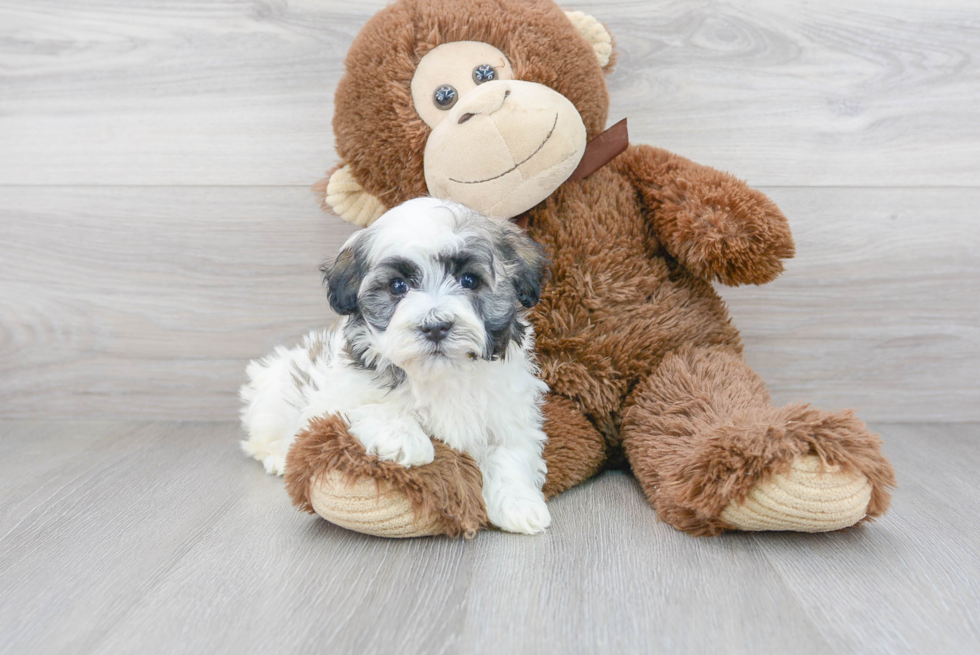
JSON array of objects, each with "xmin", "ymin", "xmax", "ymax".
[{"xmin": 1, "ymin": 421, "xmax": 978, "ymax": 654}]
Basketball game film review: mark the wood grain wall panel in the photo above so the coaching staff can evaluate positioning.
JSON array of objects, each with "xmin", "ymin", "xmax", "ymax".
[
  {"xmin": 0, "ymin": 0, "xmax": 976, "ymax": 420},
  {"xmin": 0, "ymin": 186, "xmax": 975, "ymax": 421},
  {"xmin": 605, "ymin": 0, "xmax": 980, "ymax": 187},
  {"xmin": 0, "ymin": 186, "xmax": 356, "ymax": 419},
  {"xmin": 719, "ymin": 187, "xmax": 980, "ymax": 422},
  {"xmin": 0, "ymin": 0, "xmax": 977, "ymax": 186}
]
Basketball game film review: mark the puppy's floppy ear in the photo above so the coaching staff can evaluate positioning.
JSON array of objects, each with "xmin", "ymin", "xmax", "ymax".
[
  {"xmin": 321, "ymin": 243, "xmax": 367, "ymax": 315},
  {"xmin": 501, "ymin": 227, "xmax": 549, "ymax": 308}
]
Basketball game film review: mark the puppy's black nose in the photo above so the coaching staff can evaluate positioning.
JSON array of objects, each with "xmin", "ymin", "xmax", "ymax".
[{"xmin": 420, "ymin": 320, "xmax": 453, "ymax": 343}]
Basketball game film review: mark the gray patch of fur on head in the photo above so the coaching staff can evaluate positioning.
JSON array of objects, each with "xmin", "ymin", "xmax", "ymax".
[
  {"xmin": 447, "ymin": 210, "xmax": 548, "ymax": 359},
  {"xmin": 320, "ymin": 229, "xmax": 373, "ymax": 316},
  {"xmin": 321, "ymin": 228, "xmax": 408, "ymax": 386}
]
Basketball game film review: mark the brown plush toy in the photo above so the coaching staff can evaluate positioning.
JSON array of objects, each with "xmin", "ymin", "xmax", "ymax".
[{"xmin": 283, "ymin": 0, "xmax": 896, "ymax": 538}]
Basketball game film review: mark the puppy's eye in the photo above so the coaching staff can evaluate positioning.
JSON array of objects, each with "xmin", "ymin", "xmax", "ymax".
[
  {"xmin": 459, "ymin": 273, "xmax": 479, "ymax": 290},
  {"xmin": 472, "ymin": 64, "xmax": 496, "ymax": 85},
  {"xmin": 433, "ymin": 85, "xmax": 457, "ymax": 110},
  {"xmin": 389, "ymin": 278, "xmax": 409, "ymax": 296}
]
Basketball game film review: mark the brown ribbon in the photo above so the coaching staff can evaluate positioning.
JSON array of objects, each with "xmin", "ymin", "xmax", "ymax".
[
  {"xmin": 511, "ymin": 118, "xmax": 629, "ymax": 231},
  {"xmin": 568, "ymin": 118, "xmax": 629, "ymax": 180}
]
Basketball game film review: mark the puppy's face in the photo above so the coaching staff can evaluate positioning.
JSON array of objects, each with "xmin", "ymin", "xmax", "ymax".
[{"xmin": 323, "ymin": 198, "xmax": 547, "ymax": 380}]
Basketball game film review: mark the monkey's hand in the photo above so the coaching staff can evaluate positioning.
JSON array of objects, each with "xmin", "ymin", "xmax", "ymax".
[{"xmin": 622, "ymin": 145, "xmax": 795, "ymax": 286}]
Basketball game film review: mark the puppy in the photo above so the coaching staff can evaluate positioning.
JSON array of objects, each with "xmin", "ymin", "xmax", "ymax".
[{"xmin": 240, "ymin": 198, "xmax": 552, "ymax": 534}]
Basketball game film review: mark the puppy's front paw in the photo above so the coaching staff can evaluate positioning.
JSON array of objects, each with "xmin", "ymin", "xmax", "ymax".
[
  {"xmin": 347, "ymin": 411, "xmax": 435, "ymax": 468},
  {"xmin": 368, "ymin": 431, "xmax": 435, "ymax": 468},
  {"xmin": 262, "ymin": 453, "xmax": 288, "ymax": 476},
  {"xmin": 488, "ymin": 491, "xmax": 551, "ymax": 535}
]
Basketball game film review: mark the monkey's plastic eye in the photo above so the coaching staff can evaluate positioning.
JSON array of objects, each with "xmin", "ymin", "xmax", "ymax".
[
  {"xmin": 433, "ymin": 85, "xmax": 457, "ymax": 110},
  {"xmin": 472, "ymin": 64, "xmax": 496, "ymax": 85},
  {"xmin": 459, "ymin": 273, "xmax": 479, "ymax": 290},
  {"xmin": 389, "ymin": 278, "xmax": 409, "ymax": 296}
]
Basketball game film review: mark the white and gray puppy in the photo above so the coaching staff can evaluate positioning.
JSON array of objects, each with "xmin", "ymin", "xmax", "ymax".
[{"xmin": 240, "ymin": 197, "xmax": 552, "ymax": 534}]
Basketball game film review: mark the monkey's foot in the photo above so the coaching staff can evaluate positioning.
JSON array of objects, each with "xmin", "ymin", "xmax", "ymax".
[
  {"xmin": 285, "ymin": 414, "xmax": 487, "ymax": 538},
  {"xmin": 720, "ymin": 455, "xmax": 873, "ymax": 532}
]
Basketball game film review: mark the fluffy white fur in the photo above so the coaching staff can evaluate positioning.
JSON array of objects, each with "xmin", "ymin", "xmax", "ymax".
[{"xmin": 240, "ymin": 198, "xmax": 551, "ymax": 534}]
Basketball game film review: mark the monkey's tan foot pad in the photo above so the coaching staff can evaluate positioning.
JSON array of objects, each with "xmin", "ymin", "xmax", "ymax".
[
  {"xmin": 720, "ymin": 455, "xmax": 873, "ymax": 532},
  {"xmin": 308, "ymin": 471, "xmax": 444, "ymax": 538}
]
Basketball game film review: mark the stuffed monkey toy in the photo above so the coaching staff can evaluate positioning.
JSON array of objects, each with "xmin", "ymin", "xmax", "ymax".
[{"xmin": 282, "ymin": 0, "xmax": 896, "ymax": 537}]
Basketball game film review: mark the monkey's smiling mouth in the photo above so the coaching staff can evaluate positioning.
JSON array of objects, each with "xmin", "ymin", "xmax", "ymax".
[{"xmin": 448, "ymin": 113, "xmax": 559, "ymax": 185}]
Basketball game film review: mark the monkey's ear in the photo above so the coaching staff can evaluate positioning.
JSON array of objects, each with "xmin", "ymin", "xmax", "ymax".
[
  {"xmin": 565, "ymin": 11, "xmax": 614, "ymax": 70},
  {"xmin": 313, "ymin": 163, "xmax": 387, "ymax": 227}
]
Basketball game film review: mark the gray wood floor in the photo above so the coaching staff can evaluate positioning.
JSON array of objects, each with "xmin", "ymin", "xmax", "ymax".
[{"xmin": 1, "ymin": 421, "xmax": 978, "ymax": 654}]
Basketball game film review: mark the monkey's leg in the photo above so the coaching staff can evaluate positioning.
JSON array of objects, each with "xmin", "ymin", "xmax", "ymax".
[
  {"xmin": 285, "ymin": 413, "xmax": 486, "ymax": 538},
  {"xmin": 620, "ymin": 345, "xmax": 896, "ymax": 536},
  {"xmin": 540, "ymin": 394, "xmax": 607, "ymax": 498},
  {"xmin": 284, "ymin": 393, "xmax": 607, "ymax": 538}
]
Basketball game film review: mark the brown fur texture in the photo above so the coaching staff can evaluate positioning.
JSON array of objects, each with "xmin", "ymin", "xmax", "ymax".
[
  {"xmin": 294, "ymin": 0, "xmax": 895, "ymax": 536},
  {"xmin": 333, "ymin": 0, "xmax": 610, "ymax": 211},
  {"xmin": 285, "ymin": 415, "xmax": 487, "ymax": 538},
  {"xmin": 539, "ymin": 393, "xmax": 607, "ymax": 498},
  {"xmin": 620, "ymin": 346, "xmax": 894, "ymax": 536}
]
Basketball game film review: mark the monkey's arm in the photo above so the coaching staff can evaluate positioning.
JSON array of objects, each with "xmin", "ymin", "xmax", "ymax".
[{"xmin": 619, "ymin": 144, "xmax": 795, "ymax": 286}]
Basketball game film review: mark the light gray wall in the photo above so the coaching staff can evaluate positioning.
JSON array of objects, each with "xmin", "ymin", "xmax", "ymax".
[{"xmin": 1, "ymin": 0, "xmax": 977, "ymax": 421}]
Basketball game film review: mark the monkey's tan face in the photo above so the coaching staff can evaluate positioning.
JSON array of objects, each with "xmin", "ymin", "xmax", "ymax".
[{"xmin": 411, "ymin": 42, "xmax": 587, "ymax": 220}]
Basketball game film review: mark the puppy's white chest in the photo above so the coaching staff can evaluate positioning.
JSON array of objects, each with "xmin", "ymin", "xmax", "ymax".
[
  {"xmin": 405, "ymin": 363, "xmax": 519, "ymax": 455},
  {"xmin": 412, "ymin": 386, "xmax": 493, "ymax": 454}
]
